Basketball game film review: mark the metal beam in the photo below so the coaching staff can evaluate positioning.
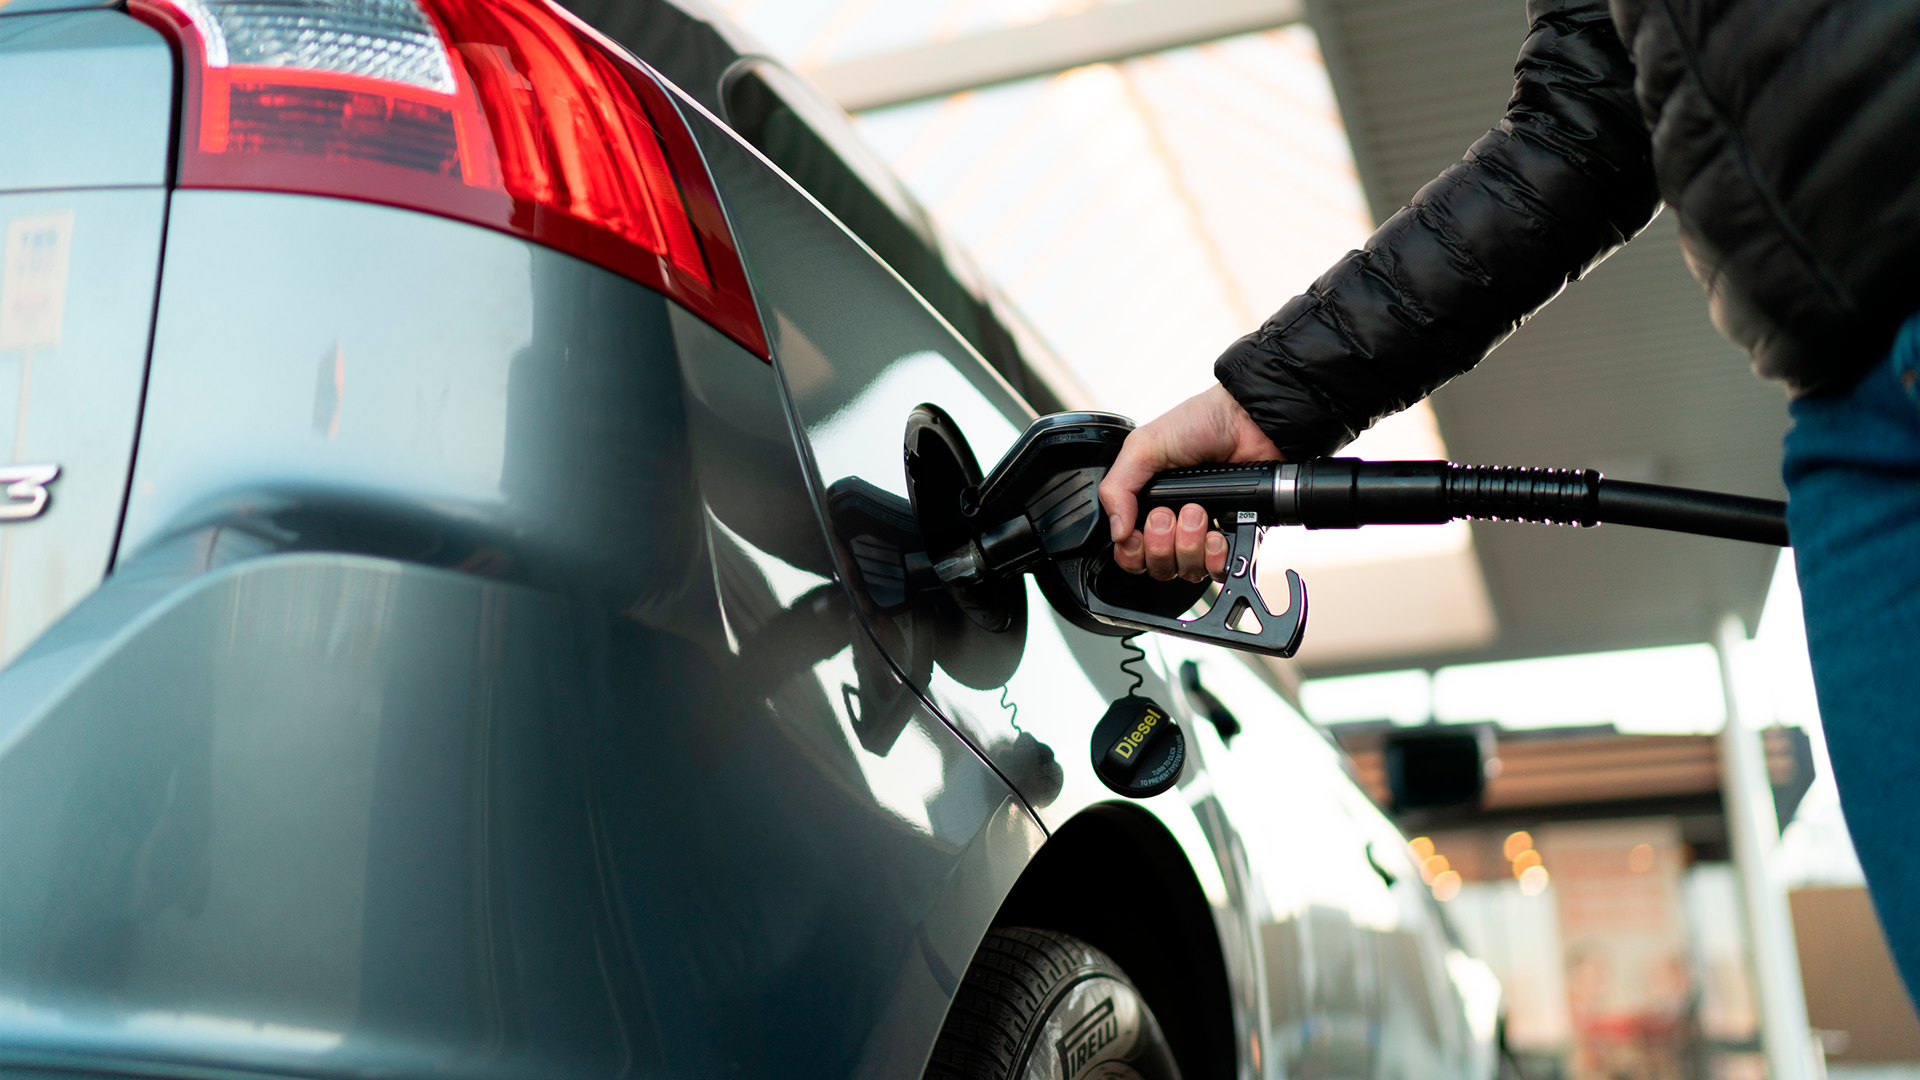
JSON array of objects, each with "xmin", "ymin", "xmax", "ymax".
[{"xmin": 808, "ymin": 0, "xmax": 1307, "ymax": 113}]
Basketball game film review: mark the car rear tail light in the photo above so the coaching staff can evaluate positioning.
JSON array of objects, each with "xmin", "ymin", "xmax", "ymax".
[{"xmin": 130, "ymin": 0, "xmax": 768, "ymax": 357}]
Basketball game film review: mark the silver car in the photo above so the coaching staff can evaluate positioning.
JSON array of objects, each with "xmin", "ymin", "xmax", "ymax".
[{"xmin": 0, "ymin": 0, "xmax": 1497, "ymax": 1076}]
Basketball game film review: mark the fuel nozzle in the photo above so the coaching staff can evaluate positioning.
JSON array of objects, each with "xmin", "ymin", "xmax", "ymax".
[
  {"xmin": 892, "ymin": 410, "xmax": 1788, "ymax": 665},
  {"xmin": 913, "ymin": 411, "xmax": 1308, "ymax": 657}
]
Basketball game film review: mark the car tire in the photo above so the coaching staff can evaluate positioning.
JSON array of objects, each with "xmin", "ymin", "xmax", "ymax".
[{"xmin": 924, "ymin": 927, "xmax": 1184, "ymax": 1080}]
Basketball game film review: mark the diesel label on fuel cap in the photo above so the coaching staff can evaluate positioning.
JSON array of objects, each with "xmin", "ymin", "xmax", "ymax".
[
  {"xmin": 1101, "ymin": 702, "xmax": 1167, "ymax": 773},
  {"xmin": 1090, "ymin": 695, "xmax": 1185, "ymax": 798}
]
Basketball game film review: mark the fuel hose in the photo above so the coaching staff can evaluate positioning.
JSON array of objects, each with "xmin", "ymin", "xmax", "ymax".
[{"xmin": 1137, "ymin": 459, "xmax": 1787, "ymax": 547}]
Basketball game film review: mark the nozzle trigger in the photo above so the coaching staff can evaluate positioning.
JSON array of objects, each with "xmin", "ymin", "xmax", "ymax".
[{"xmin": 1086, "ymin": 513, "xmax": 1307, "ymax": 658}]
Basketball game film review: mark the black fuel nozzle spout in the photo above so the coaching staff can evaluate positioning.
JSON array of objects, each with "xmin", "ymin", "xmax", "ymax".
[{"xmin": 1138, "ymin": 459, "xmax": 1788, "ymax": 547}]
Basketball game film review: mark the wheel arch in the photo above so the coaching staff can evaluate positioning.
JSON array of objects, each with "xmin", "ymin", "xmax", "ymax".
[{"xmin": 990, "ymin": 802, "xmax": 1238, "ymax": 1080}]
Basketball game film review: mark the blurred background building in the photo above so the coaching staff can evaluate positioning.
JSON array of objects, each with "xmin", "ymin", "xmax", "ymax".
[{"xmin": 699, "ymin": 0, "xmax": 1915, "ymax": 1075}]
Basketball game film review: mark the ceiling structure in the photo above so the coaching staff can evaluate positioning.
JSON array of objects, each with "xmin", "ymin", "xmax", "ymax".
[
  {"xmin": 735, "ymin": 0, "xmax": 1791, "ymax": 676},
  {"xmin": 809, "ymin": 0, "xmax": 1305, "ymax": 111}
]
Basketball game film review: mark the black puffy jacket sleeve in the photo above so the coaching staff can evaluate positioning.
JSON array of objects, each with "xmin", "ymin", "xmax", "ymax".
[{"xmin": 1214, "ymin": 0, "xmax": 1660, "ymax": 460}]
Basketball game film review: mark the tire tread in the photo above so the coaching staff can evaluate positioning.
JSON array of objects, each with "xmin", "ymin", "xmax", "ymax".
[{"xmin": 923, "ymin": 927, "xmax": 1127, "ymax": 1080}]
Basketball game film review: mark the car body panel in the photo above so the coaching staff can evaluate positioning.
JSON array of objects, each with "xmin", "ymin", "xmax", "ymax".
[
  {"xmin": 0, "ymin": 548, "xmax": 1040, "ymax": 1080},
  {"xmin": 687, "ymin": 97, "xmax": 1281, "ymax": 1073},
  {"xmin": 2, "ymin": 189, "xmax": 1042, "ymax": 1079},
  {"xmin": 118, "ymin": 191, "xmax": 544, "ymax": 556},
  {"xmin": 0, "ymin": 11, "xmax": 172, "ymax": 191},
  {"xmin": 0, "ymin": 187, "xmax": 166, "ymax": 664},
  {"xmin": 685, "ymin": 98, "xmax": 1043, "ymax": 784},
  {"xmin": 680, "ymin": 80, "xmax": 1489, "ymax": 1078},
  {"xmin": 661, "ymin": 30, "xmax": 1487, "ymax": 1076},
  {"xmin": 1164, "ymin": 640, "xmax": 1394, "ymax": 1080},
  {"xmin": 684, "ymin": 94, "xmax": 1433, "ymax": 1080},
  {"xmin": 1168, "ymin": 638, "xmax": 1485, "ymax": 1080}
]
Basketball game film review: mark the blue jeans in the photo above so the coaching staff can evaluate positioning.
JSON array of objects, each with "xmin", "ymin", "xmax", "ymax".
[{"xmin": 1783, "ymin": 311, "xmax": 1920, "ymax": 1002}]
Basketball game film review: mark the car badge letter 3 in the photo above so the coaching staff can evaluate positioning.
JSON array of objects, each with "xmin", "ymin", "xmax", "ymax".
[{"xmin": 0, "ymin": 464, "xmax": 59, "ymax": 521}]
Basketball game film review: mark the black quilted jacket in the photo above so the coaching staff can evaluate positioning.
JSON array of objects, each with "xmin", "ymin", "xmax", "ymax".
[{"xmin": 1216, "ymin": 0, "xmax": 1920, "ymax": 461}]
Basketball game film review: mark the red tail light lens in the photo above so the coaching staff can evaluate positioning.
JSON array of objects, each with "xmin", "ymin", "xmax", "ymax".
[{"xmin": 130, "ymin": 0, "xmax": 768, "ymax": 358}]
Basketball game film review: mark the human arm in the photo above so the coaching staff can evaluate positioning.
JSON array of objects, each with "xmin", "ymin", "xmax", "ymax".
[{"xmin": 1102, "ymin": 0, "xmax": 1659, "ymax": 579}]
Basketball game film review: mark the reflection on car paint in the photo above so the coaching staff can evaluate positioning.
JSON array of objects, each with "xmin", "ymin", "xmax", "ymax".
[{"xmin": 806, "ymin": 349, "xmax": 1024, "ymax": 502}]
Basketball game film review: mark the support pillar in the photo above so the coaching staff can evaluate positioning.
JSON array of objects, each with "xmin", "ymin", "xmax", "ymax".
[{"xmin": 1716, "ymin": 614, "xmax": 1819, "ymax": 1080}]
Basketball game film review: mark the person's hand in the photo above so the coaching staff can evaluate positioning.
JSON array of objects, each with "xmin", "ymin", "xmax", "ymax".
[{"xmin": 1097, "ymin": 384, "xmax": 1284, "ymax": 582}]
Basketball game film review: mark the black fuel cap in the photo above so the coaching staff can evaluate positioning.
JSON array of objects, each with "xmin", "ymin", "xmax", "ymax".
[{"xmin": 1090, "ymin": 695, "xmax": 1185, "ymax": 798}]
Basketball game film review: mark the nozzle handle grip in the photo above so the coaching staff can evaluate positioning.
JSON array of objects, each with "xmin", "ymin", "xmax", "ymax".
[{"xmin": 1138, "ymin": 462, "xmax": 1282, "ymax": 523}]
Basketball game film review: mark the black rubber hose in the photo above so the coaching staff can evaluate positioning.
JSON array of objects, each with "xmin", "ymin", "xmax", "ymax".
[
  {"xmin": 1136, "ymin": 459, "xmax": 1788, "ymax": 546},
  {"xmin": 1434, "ymin": 464, "xmax": 1788, "ymax": 545},
  {"xmin": 1594, "ymin": 478, "xmax": 1788, "ymax": 546}
]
